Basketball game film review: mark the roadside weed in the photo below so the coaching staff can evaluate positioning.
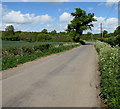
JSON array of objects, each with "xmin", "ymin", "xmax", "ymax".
[{"xmin": 95, "ymin": 41, "xmax": 120, "ymax": 108}]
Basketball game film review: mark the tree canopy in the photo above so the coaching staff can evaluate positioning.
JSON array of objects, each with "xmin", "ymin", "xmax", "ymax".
[{"xmin": 67, "ymin": 8, "xmax": 97, "ymax": 35}]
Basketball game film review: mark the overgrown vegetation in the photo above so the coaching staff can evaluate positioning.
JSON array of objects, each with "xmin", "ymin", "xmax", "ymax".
[
  {"xmin": 98, "ymin": 26, "xmax": 120, "ymax": 47},
  {"xmin": 2, "ymin": 43, "xmax": 80, "ymax": 70},
  {"xmin": 99, "ymin": 35, "xmax": 120, "ymax": 47},
  {"xmin": 95, "ymin": 41, "xmax": 120, "ymax": 108}
]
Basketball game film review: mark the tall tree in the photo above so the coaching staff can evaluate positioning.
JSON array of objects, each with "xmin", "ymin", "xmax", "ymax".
[
  {"xmin": 67, "ymin": 8, "xmax": 97, "ymax": 35},
  {"xmin": 5, "ymin": 25, "xmax": 15, "ymax": 35}
]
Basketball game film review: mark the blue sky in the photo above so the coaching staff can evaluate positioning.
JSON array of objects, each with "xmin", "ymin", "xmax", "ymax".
[
  {"xmin": 1, "ymin": 2, "xmax": 119, "ymax": 33},
  {"xmin": 2, "ymin": 2, "xmax": 118, "ymax": 18}
]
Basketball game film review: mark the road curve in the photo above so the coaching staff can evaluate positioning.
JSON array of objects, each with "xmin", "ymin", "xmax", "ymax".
[{"xmin": 2, "ymin": 45, "xmax": 100, "ymax": 107}]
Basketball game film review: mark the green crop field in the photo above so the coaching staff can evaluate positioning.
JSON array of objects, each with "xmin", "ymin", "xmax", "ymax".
[{"xmin": 2, "ymin": 40, "xmax": 66, "ymax": 49}]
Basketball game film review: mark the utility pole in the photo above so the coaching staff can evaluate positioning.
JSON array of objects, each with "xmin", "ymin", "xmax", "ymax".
[{"xmin": 100, "ymin": 23, "xmax": 103, "ymax": 39}]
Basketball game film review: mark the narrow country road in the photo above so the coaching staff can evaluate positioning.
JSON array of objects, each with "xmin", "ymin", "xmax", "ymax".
[{"xmin": 2, "ymin": 44, "xmax": 100, "ymax": 107}]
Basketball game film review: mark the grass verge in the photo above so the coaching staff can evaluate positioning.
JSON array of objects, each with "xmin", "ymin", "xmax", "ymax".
[
  {"xmin": 95, "ymin": 41, "xmax": 120, "ymax": 108},
  {"xmin": 2, "ymin": 44, "xmax": 80, "ymax": 70}
]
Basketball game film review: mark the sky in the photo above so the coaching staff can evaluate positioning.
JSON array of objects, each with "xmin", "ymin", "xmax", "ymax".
[{"xmin": 0, "ymin": 1, "xmax": 119, "ymax": 33}]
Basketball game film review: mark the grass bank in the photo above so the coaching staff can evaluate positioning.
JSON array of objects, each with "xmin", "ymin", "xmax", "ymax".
[
  {"xmin": 2, "ymin": 43, "xmax": 80, "ymax": 70},
  {"xmin": 95, "ymin": 41, "xmax": 120, "ymax": 108}
]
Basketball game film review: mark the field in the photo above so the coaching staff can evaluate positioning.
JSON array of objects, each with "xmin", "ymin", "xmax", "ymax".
[
  {"xmin": 1, "ymin": 40, "xmax": 80, "ymax": 70},
  {"xmin": 2, "ymin": 40, "xmax": 66, "ymax": 49}
]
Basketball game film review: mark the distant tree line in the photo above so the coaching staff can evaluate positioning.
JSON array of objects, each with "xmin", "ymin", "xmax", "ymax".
[
  {"xmin": 1, "ymin": 26, "xmax": 72, "ymax": 42},
  {"xmin": 0, "ymin": 25, "xmax": 119, "ymax": 43}
]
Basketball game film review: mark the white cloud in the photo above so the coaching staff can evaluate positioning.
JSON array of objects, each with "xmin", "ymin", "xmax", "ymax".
[
  {"xmin": 91, "ymin": 16, "xmax": 118, "ymax": 33},
  {"xmin": 94, "ymin": 16, "xmax": 105, "ymax": 22},
  {"xmin": 98, "ymin": 0, "xmax": 119, "ymax": 7},
  {"xmin": 106, "ymin": 0, "xmax": 119, "ymax": 5},
  {"xmin": 3, "ymin": 11, "xmax": 34, "ymax": 24},
  {"xmin": 2, "ymin": 9, "xmax": 55, "ymax": 31},
  {"xmin": 27, "ymin": 17, "xmax": 118, "ymax": 33},
  {"xmin": 106, "ymin": 0, "xmax": 119, "ymax": 2},
  {"xmin": 97, "ymin": 0, "xmax": 119, "ymax": 7},
  {"xmin": 35, "ymin": 14, "xmax": 54, "ymax": 24},
  {"xmin": 59, "ymin": 12, "xmax": 73, "ymax": 22},
  {"xmin": 22, "ymin": 23, "xmax": 68, "ymax": 32},
  {"xmin": 57, "ymin": 23, "xmax": 67, "ymax": 32},
  {"xmin": 3, "ymin": 10, "xmax": 54, "ymax": 24},
  {"xmin": 44, "ymin": 23, "xmax": 68, "ymax": 32},
  {"xmin": 105, "ymin": 17, "xmax": 118, "ymax": 30}
]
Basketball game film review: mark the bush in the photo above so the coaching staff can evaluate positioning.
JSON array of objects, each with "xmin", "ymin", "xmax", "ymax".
[
  {"xmin": 95, "ymin": 41, "xmax": 120, "ymax": 108},
  {"xmin": 99, "ymin": 35, "xmax": 120, "ymax": 47}
]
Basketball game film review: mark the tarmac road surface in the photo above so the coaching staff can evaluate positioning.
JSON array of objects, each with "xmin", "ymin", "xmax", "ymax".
[{"xmin": 2, "ymin": 44, "xmax": 100, "ymax": 107}]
